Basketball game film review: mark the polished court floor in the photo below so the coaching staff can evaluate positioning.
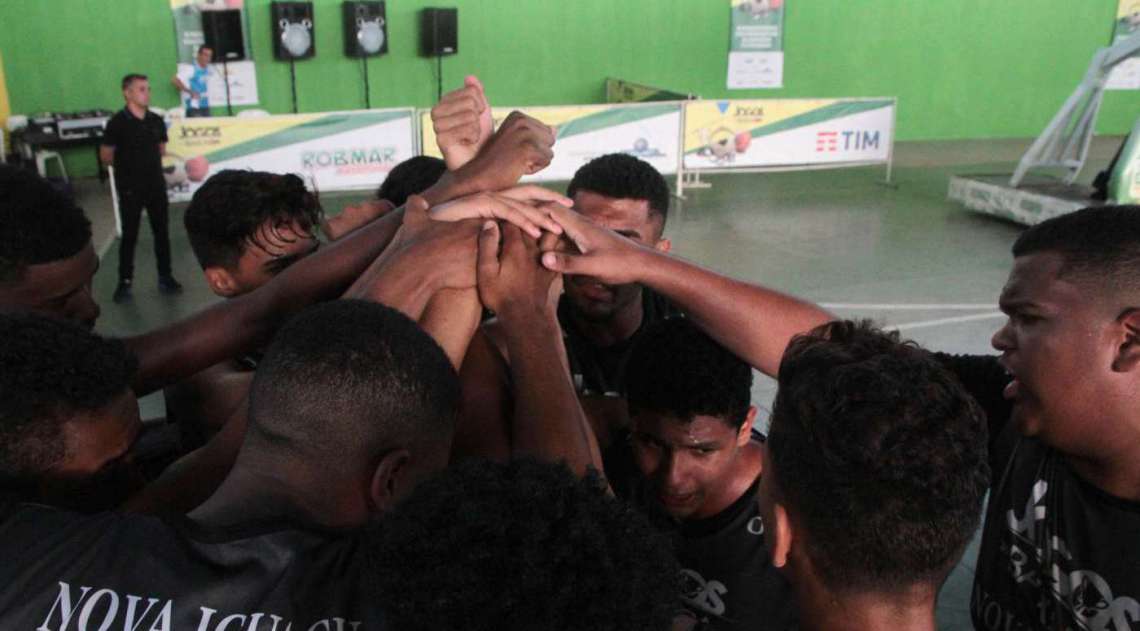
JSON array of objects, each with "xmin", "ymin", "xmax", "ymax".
[{"xmin": 76, "ymin": 136, "xmax": 1124, "ymax": 630}]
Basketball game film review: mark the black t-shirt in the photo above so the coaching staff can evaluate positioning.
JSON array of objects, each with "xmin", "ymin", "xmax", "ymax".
[
  {"xmin": 102, "ymin": 108, "xmax": 167, "ymax": 194},
  {"xmin": 557, "ymin": 287, "xmax": 682, "ymax": 397},
  {"xmin": 605, "ymin": 432, "xmax": 797, "ymax": 631},
  {"xmin": 936, "ymin": 354, "xmax": 1140, "ymax": 631},
  {"xmin": 0, "ymin": 502, "xmax": 385, "ymax": 630}
]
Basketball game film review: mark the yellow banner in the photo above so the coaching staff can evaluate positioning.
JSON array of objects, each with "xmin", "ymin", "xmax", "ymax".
[{"xmin": 683, "ymin": 99, "xmax": 838, "ymax": 151}]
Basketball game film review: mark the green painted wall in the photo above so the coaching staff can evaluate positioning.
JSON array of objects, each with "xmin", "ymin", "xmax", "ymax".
[{"xmin": 1, "ymin": 0, "xmax": 1137, "ymax": 176}]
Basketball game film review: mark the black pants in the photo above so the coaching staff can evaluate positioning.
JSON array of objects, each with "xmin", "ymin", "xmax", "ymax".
[
  {"xmin": 186, "ymin": 107, "xmax": 211, "ymax": 118},
  {"xmin": 118, "ymin": 187, "xmax": 172, "ymax": 281}
]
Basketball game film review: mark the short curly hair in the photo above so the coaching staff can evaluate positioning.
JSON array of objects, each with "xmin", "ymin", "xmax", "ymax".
[
  {"xmin": 768, "ymin": 320, "xmax": 990, "ymax": 592},
  {"xmin": 0, "ymin": 165, "xmax": 92, "ymax": 283},
  {"xmin": 626, "ymin": 318, "xmax": 752, "ymax": 427},
  {"xmin": 368, "ymin": 459, "xmax": 681, "ymax": 631},
  {"xmin": 184, "ymin": 170, "xmax": 322, "ymax": 270},
  {"xmin": 377, "ymin": 156, "xmax": 447, "ymax": 207},
  {"xmin": 0, "ymin": 312, "xmax": 138, "ymax": 485},
  {"xmin": 1012, "ymin": 205, "xmax": 1140, "ymax": 290},
  {"xmin": 567, "ymin": 154, "xmax": 669, "ymax": 228},
  {"xmin": 248, "ymin": 300, "xmax": 459, "ymax": 472}
]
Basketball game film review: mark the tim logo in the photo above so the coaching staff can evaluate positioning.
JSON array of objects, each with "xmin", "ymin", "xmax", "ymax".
[{"xmin": 816, "ymin": 130, "xmax": 880, "ymax": 152}]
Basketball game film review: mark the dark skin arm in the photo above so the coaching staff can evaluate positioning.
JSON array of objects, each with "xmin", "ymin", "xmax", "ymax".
[
  {"xmin": 124, "ymin": 206, "xmax": 406, "ymax": 396},
  {"xmin": 126, "ymin": 210, "xmax": 485, "ymax": 514},
  {"xmin": 541, "ymin": 205, "xmax": 834, "ymax": 377},
  {"xmin": 477, "ymin": 221, "xmax": 602, "ymax": 475}
]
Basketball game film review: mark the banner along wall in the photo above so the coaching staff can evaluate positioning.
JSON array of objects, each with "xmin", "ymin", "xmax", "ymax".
[
  {"xmin": 163, "ymin": 108, "xmax": 417, "ymax": 202},
  {"xmin": 420, "ymin": 102, "xmax": 683, "ymax": 181},
  {"xmin": 683, "ymin": 98, "xmax": 895, "ymax": 171}
]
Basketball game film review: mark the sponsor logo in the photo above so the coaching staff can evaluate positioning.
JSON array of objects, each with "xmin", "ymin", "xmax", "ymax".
[
  {"xmin": 734, "ymin": 106, "xmax": 765, "ymax": 121},
  {"xmin": 300, "ymin": 147, "xmax": 398, "ymax": 171},
  {"xmin": 815, "ymin": 130, "xmax": 880, "ymax": 152},
  {"xmin": 178, "ymin": 126, "xmax": 222, "ymax": 139},
  {"xmin": 624, "ymin": 137, "xmax": 665, "ymax": 159}
]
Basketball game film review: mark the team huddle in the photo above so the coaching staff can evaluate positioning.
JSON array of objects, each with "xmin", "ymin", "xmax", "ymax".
[{"xmin": 0, "ymin": 76, "xmax": 1137, "ymax": 631}]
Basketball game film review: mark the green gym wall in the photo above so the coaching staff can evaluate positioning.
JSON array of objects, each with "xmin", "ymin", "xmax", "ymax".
[{"xmin": 1, "ymin": 0, "xmax": 1137, "ymax": 177}]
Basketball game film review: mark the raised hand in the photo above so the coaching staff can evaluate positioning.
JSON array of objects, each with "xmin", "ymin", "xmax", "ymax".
[
  {"xmin": 539, "ymin": 204, "xmax": 646, "ymax": 286},
  {"xmin": 455, "ymin": 111, "xmax": 556, "ymax": 193},
  {"xmin": 477, "ymin": 221, "xmax": 560, "ymax": 317},
  {"xmin": 428, "ymin": 185, "xmax": 570, "ymax": 239},
  {"xmin": 432, "ymin": 75, "xmax": 495, "ymax": 170}
]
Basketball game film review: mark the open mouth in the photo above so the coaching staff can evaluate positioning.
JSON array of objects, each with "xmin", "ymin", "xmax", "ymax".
[{"xmin": 999, "ymin": 362, "xmax": 1020, "ymax": 401}]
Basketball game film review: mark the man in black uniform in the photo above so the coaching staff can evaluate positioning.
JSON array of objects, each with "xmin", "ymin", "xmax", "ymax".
[
  {"xmin": 455, "ymin": 153, "xmax": 679, "ymax": 460},
  {"xmin": 540, "ymin": 203, "xmax": 1140, "ymax": 631},
  {"xmin": 759, "ymin": 321, "xmax": 990, "ymax": 631},
  {"xmin": 100, "ymin": 73, "xmax": 182, "ymax": 303},
  {"xmin": 608, "ymin": 318, "xmax": 795, "ymax": 631}
]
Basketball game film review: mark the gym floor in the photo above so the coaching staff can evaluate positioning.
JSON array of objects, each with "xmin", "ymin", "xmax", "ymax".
[{"xmin": 76, "ymin": 136, "xmax": 1124, "ymax": 630}]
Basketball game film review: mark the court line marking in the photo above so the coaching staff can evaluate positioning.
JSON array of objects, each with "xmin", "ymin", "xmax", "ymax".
[
  {"xmin": 888, "ymin": 312, "xmax": 1005, "ymax": 332},
  {"xmin": 821, "ymin": 303, "xmax": 996, "ymax": 311}
]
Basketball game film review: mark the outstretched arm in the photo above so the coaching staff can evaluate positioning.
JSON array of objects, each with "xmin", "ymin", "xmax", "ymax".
[
  {"xmin": 124, "ymin": 206, "xmax": 407, "ymax": 395},
  {"xmin": 541, "ymin": 206, "xmax": 833, "ymax": 376}
]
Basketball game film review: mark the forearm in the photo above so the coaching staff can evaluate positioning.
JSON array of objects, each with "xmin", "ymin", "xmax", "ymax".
[
  {"xmin": 419, "ymin": 288, "xmax": 482, "ymax": 370},
  {"xmin": 501, "ymin": 306, "xmax": 601, "ymax": 476},
  {"xmin": 420, "ymin": 170, "xmax": 481, "ymax": 206},
  {"xmin": 127, "ymin": 208, "xmax": 406, "ymax": 395},
  {"xmin": 123, "ymin": 402, "xmax": 247, "ymax": 514},
  {"xmin": 634, "ymin": 248, "xmax": 833, "ymax": 376}
]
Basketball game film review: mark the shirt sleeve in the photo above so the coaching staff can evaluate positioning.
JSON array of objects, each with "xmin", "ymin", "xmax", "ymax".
[
  {"xmin": 158, "ymin": 116, "xmax": 168, "ymax": 144},
  {"xmin": 101, "ymin": 116, "xmax": 119, "ymax": 147}
]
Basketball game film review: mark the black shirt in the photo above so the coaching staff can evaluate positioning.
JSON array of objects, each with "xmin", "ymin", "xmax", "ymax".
[
  {"xmin": 558, "ymin": 287, "xmax": 682, "ymax": 397},
  {"xmin": 102, "ymin": 108, "xmax": 167, "ymax": 194},
  {"xmin": 606, "ymin": 432, "xmax": 797, "ymax": 631},
  {"xmin": 936, "ymin": 354, "xmax": 1140, "ymax": 631},
  {"xmin": 0, "ymin": 502, "xmax": 384, "ymax": 630}
]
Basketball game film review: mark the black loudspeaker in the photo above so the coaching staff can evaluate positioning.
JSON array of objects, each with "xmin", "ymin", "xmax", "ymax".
[
  {"xmin": 420, "ymin": 8, "xmax": 457, "ymax": 56},
  {"xmin": 201, "ymin": 9, "xmax": 245, "ymax": 61},
  {"xmin": 272, "ymin": 1, "xmax": 315, "ymax": 60},
  {"xmin": 343, "ymin": 2, "xmax": 387, "ymax": 57}
]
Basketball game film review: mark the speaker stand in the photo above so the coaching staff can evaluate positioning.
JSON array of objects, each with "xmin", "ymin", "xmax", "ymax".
[
  {"xmin": 436, "ymin": 52, "xmax": 443, "ymax": 102},
  {"xmin": 362, "ymin": 55, "xmax": 372, "ymax": 110},
  {"xmin": 289, "ymin": 58, "xmax": 299, "ymax": 114},
  {"xmin": 222, "ymin": 59, "xmax": 234, "ymax": 116}
]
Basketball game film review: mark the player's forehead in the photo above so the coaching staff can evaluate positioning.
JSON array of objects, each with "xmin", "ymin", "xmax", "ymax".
[{"xmin": 572, "ymin": 190, "xmax": 655, "ymax": 234}]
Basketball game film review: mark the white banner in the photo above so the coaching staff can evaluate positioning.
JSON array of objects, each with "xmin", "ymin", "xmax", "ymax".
[{"xmin": 164, "ymin": 108, "xmax": 417, "ymax": 202}]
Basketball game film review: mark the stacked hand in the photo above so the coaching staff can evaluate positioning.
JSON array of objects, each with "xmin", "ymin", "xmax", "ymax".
[
  {"xmin": 432, "ymin": 75, "xmax": 556, "ymax": 193},
  {"xmin": 432, "ymin": 75, "xmax": 495, "ymax": 170}
]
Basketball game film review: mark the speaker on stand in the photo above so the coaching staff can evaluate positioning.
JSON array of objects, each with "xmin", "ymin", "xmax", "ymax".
[
  {"xmin": 271, "ymin": 1, "xmax": 315, "ymax": 113},
  {"xmin": 419, "ymin": 8, "xmax": 457, "ymax": 102},
  {"xmin": 343, "ymin": 1, "xmax": 387, "ymax": 109},
  {"xmin": 201, "ymin": 9, "xmax": 245, "ymax": 115}
]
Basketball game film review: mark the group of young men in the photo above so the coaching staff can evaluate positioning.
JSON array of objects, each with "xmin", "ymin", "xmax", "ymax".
[{"xmin": 0, "ymin": 74, "xmax": 1137, "ymax": 631}]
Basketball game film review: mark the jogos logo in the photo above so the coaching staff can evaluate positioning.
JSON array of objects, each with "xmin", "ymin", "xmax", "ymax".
[{"xmin": 815, "ymin": 130, "xmax": 880, "ymax": 152}]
